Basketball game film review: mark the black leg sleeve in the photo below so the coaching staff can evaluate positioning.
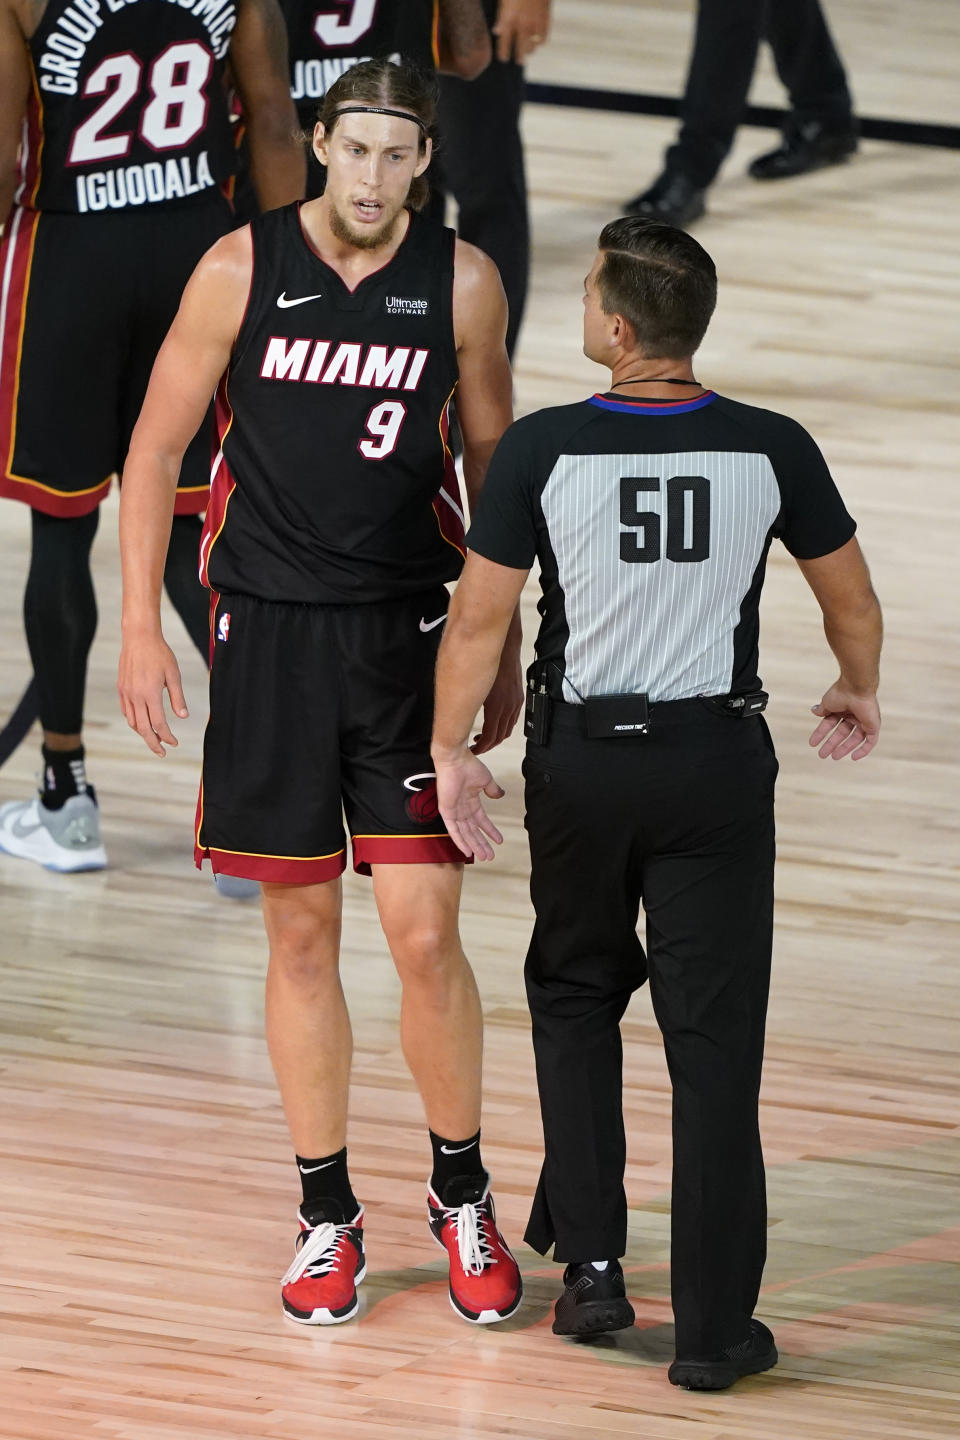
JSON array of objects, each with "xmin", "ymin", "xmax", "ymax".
[
  {"xmin": 665, "ymin": 0, "xmax": 766, "ymax": 189},
  {"xmin": 163, "ymin": 514, "xmax": 211, "ymax": 664},
  {"xmin": 24, "ymin": 508, "xmax": 100, "ymax": 736},
  {"xmin": 765, "ymin": 0, "xmax": 853, "ymax": 125}
]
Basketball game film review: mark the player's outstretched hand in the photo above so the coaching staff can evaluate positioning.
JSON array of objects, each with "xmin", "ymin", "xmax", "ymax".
[
  {"xmin": 118, "ymin": 631, "xmax": 189, "ymax": 757},
  {"xmin": 435, "ymin": 751, "xmax": 505, "ymax": 861},
  {"xmin": 473, "ymin": 655, "xmax": 524, "ymax": 754},
  {"xmin": 809, "ymin": 683, "xmax": 880, "ymax": 761}
]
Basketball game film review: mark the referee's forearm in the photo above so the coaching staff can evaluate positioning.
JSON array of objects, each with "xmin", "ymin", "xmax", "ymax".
[
  {"xmin": 823, "ymin": 596, "xmax": 883, "ymax": 694},
  {"xmin": 432, "ymin": 622, "xmax": 506, "ymax": 758}
]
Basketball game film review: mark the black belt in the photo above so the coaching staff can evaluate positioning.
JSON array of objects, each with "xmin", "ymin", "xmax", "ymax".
[{"xmin": 526, "ymin": 663, "xmax": 767, "ymax": 743}]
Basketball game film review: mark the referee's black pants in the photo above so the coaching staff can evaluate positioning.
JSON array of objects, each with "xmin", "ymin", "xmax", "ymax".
[
  {"xmin": 665, "ymin": 0, "xmax": 854, "ymax": 189},
  {"xmin": 522, "ymin": 702, "xmax": 778, "ymax": 1357}
]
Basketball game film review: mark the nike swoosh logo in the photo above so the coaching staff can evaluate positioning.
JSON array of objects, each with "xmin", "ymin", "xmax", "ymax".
[
  {"xmin": 277, "ymin": 291, "xmax": 322, "ymax": 308},
  {"xmin": 419, "ymin": 614, "xmax": 447, "ymax": 633},
  {"xmin": 440, "ymin": 1141, "xmax": 477, "ymax": 1155},
  {"xmin": 12, "ymin": 816, "xmax": 43, "ymax": 838},
  {"xmin": 298, "ymin": 1159, "xmax": 337, "ymax": 1174}
]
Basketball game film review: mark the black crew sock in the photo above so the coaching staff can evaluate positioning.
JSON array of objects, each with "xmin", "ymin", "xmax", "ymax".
[
  {"xmin": 40, "ymin": 745, "xmax": 92, "ymax": 812},
  {"xmin": 429, "ymin": 1128, "xmax": 486, "ymax": 1205},
  {"xmin": 295, "ymin": 1146, "xmax": 359, "ymax": 1224}
]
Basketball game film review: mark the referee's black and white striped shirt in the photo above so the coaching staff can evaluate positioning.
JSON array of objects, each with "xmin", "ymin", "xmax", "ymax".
[{"xmin": 466, "ymin": 389, "xmax": 856, "ymax": 703}]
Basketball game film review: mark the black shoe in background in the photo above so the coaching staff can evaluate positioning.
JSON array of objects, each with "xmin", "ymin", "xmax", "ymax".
[
  {"xmin": 552, "ymin": 1260, "xmax": 636, "ymax": 1337},
  {"xmin": 748, "ymin": 119, "xmax": 858, "ymax": 180},
  {"xmin": 668, "ymin": 1318, "xmax": 778, "ymax": 1390},
  {"xmin": 623, "ymin": 171, "xmax": 707, "ymax": 228}
]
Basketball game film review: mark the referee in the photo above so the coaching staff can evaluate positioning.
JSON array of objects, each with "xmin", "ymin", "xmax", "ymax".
[{"xmin": 430, "ymin": 217, "xmax": 882, "ymax": 1390}]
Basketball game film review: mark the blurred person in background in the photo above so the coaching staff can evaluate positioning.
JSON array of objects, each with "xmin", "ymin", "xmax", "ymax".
[
  {"xmin": 230, "ymin": 1, "xmax": 492, "ymax": 219},
  {"xmin": 626, "ymin": 0, "xmax": 857, "ymax": 226},
  {"xmin": 0, "ymin": 0, "xmax": 303, "ymax": 873},
  {"xmin": 434, "ymin": 0, "xmax": 552, "ymax": 358}
]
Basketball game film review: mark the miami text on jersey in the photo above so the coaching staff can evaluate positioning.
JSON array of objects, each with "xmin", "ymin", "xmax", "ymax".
[{"xmin": 259, "ymin": 339, "xmax": 430, "ymax": 390}]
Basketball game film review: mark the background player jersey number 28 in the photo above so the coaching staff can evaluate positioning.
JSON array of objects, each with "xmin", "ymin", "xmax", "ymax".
[
  {"xmin": 23, "ymin": 1, "xmax": 238, "ymax": 214},
  {"xmin": 67, "ymin": 43, "xmax": 214, "ymax": 165}
]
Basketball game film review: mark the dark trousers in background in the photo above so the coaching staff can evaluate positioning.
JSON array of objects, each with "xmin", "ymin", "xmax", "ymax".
[
  {"xmin": 433, "ymin": 0, "xmax": 529, "ymax": 358},
  {"xmin": 522, "ymin": 702, "xmax": 778, "ymax": 1357},
  {"xmin": 667, "ymin": 0, "xmax": 854, "ymax": 188}
]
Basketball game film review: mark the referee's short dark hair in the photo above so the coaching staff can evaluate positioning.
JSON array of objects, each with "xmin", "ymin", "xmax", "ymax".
[{"xmin": 597, "ymin": 217, "xmax": 718, "ymax": 358}]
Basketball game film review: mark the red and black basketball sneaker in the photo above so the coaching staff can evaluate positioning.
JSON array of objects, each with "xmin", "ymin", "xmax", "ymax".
[
  {"xmin": 281, "ymin": 1206, "xmax": 365, "ymax": 1325},
  {"xmin": 428, "ymin": 1175, "xmax": 522, "ymax": 1324}
]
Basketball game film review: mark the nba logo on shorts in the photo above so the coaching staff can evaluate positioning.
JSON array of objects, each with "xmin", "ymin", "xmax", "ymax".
[{"xmin": 217, "ymin": 612, "xmax": 231, "ymax": 643}]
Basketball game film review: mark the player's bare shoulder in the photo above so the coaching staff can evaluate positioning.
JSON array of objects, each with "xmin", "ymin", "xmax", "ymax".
[
  {"xmin": 180, "ymin": 225, "xmax": 254, "ymax": 340},
  {"xmin": 453, "ymin": 237, "xmax": 505, "ymax": 301},
  {"xmin": 201, "ymin": 224, "xmax": 254, "ymax": 282},
  {"xmin": 452, "ymin": 237, "xmax": 508, "ymax": 348}
]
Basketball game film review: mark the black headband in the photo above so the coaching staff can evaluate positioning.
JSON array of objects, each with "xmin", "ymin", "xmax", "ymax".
[{"xmin": 331, "ymin": 105, "xmax": 428, "ymax": 135}]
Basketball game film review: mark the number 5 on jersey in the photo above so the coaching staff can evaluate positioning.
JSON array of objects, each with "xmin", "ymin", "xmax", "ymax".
[
  {"xmin": 359, "ymin": 401, "xmax": 407, "ymax": 459},
  {"xmin": 620, "ymin": 475, "xmax": 711, "ymax": 563}
]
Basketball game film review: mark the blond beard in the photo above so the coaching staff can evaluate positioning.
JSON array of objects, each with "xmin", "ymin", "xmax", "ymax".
[{"xmin": 327, "ymin": 194, "xmax": 406, "ymax": 252}]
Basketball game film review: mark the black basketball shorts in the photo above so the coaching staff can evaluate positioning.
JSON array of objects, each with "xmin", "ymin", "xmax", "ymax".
[
  {"xmin": 194, "ymin": 587, "xmax": 467, "ymax": 883},
  {"xmin": 0, "ymin": 199, "xmax": 231, "ymax": 517}
]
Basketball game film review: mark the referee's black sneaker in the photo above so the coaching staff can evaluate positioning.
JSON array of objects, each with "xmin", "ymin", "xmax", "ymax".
[
  {"xmin": 623, "ymin": 171, "xmax": 706, "ymax": 228},
  {"xmin": 748, "ymin": 119, "xmax": 858, "ymax": 180},
  {"xmin": 552, "ymin": 1260, "xmax": 636, "ymax": 1337},
  {"xmin": 668, "ymin": 1319, "xmax": 778, "ymax": 1390}
]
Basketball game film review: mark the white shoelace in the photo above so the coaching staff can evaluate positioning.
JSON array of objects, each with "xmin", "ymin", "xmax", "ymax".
[
  {"xmin": 282, "ymin": 1221, "xmax": 351, "ymax": 1285},
  {"xmin": 451, "ymin": 1202, "xmax": 497, "ymax": 1277}
]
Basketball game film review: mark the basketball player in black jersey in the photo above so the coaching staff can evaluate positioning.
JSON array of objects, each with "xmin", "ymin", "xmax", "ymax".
[
  {"xmin": 226, "ymin": 0, "xmax": 489, "ymax": 223},
  {"xmin": 0, "ymin": 0, "xmax": 304, "ymax": 873},
  {"xmin": 284, "ymin": 0, "xmax": 489, "ymax": 168},
  {"xmin": 118, "ymin": 59, "xmax": 524, "ymax": 1328}
]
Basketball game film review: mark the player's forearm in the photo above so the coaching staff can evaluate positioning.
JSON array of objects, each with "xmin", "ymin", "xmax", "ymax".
[
  {"xmin": 1, "ymin": 11, "xmax": 31, "ymax": 226},
  {"xmin": 0, "ymin": 144, "xmax": 19, "ymax": 226},
  {"xmin": 461, "ymin": 437, "xmax": 496, "ymax": 514},
  {"xmin": 435, "ymin": 35, "xmax": 491, "ymax": 78},
  {"xmin": 245, "ymin": 106, "xmax": 305, "ymax": 210},
  {"xmin": 433, "ymin": 607, "xmax": 511, "ymax": 759},
  {"xmin": 119, "ymin": 450, "xmax": 182, "ymax": 636},
  {"xmin": 0, "ymin": 174, "xmax": 15, "ymax": 230},
  {"xmin": 822, "ymin": 593, "xmax": 883, "ymax": 694},
  {"xmin": 436, "ymin": 0, "xmax": 492, "ymax": 78}
]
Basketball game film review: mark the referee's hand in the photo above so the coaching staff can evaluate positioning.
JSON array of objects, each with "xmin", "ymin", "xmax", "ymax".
[
  {"xmin": 809, "ymin": 683, "xmax": 880, "ymax": 761},
  {"xmin": 435, "ymin": 751, "xmax": 506, "ymax": 861}
]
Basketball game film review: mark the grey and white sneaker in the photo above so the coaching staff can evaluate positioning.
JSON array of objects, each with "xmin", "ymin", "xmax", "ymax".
[
  {"xmin": 0, "ymin": 792, "xmax": 107, "ymax": 872},
  {"xmin": 213, "ymin": 872, "xmax": 260, "ymax": 900}
]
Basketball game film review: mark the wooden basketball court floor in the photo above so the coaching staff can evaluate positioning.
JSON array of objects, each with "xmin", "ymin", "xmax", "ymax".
[{"xmin": 0, "ymin": 3, "xmax": 958, "ymax": 1436}]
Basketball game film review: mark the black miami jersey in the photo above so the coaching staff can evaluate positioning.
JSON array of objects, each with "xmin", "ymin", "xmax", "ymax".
[
  {"xmin": 468, "ymin": 390, "xmax": 857, "ymax": 703},
  {"xmin": 200, "ymin": 202, "xmax": 463, "ymax": 603},
  {"xmin": 20, "ymin": 0, "xmax": 238, "ymax": 215},
  {"xmin": 281, "ymin": 0, "xmax": 438, "ymax": 123}
]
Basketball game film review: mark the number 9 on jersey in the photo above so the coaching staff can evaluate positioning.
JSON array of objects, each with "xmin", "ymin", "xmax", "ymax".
[{"xmin": 359, "ymin": 401, "xmax": 407, "ymax": 460}]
